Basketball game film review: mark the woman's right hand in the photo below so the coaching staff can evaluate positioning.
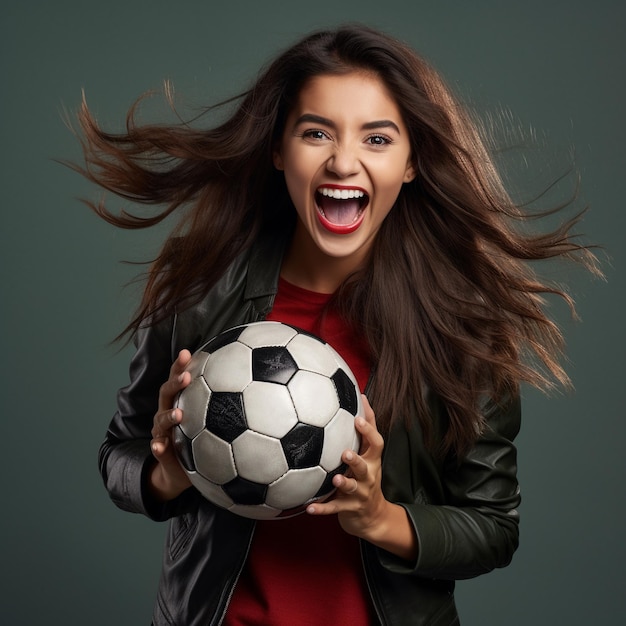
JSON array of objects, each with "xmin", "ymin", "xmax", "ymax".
[{"xmin": 148, "ymin": 349, "xmax": 194, "ymax": 502}]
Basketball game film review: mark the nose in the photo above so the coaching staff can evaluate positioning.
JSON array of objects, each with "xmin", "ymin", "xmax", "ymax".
[{"xmin": 325, "ymin": 145, "xmax": 361, "ymax": 178}]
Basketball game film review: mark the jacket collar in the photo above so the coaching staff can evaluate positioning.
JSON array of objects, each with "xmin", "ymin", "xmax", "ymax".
[{"xmin": 243, "ymin": 223, "xmax": 291, "ymax": 305}]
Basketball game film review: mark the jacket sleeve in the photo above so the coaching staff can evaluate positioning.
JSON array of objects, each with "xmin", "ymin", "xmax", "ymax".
[
  {"xmin": 98, "ymin": 315, "xmax": 197, "ymax": 521},
  {"xmin": 380, "ymin": 392, "xmax": 521, "ymax": 580}
]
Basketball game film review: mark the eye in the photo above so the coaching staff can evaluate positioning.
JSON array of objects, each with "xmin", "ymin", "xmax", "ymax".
[
  {"xmin": 301, "ymin": 129, "xmax": 330, "ymax": 141},
  {"xmin": 365, "ymin": 134, "xmax": 392, "ymax": 146}
]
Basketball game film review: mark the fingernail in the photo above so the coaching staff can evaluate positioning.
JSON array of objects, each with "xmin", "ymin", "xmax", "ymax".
[
  {"xmin": 345, "ymin": 450, "xmax": 354, "ymax": 462},
  {"xmin": 170, "ymin": 410, "xmax": 178, "ymax": 423}
]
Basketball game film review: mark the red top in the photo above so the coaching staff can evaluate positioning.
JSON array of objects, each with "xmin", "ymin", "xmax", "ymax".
[{"xmin": 224, "ymin": 278, "xmax": 375, "ymax": 625}]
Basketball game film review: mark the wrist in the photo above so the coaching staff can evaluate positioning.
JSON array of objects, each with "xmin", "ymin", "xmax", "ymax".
[
  {"xmin": 148, "ymin": 461, "xmax": 188, "ymax": 502},
  {"xmin": 365, "ymin": 501, "xmax": 418, "ymax": 563}
]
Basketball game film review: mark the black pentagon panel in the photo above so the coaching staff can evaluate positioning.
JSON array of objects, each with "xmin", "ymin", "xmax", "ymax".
[
  {"xmin": 314, "ymin": 464, "xmax": 347, "ymax": 499},
  {"xmin": 206, "ymin": 392, "xmax": 247, "ymax": 442},
  {"xmin": 201, "ymin": 326, "xmax": 246, "ymax": 354},
  {"xmin": 331, "ymin": 369, "xmax": 358, "ymax": 415},
  {"xmin": 251, "ymin": 346, "xmax": 298, "ymax": 385},
  {"xmin": 281, "ymin": 423, "xmax": 324, "ymax": 469},
  {"xmin": 223, "ymin": 476, "xmax": 268, "ymax": 505},
  {"xmin": 172, "ymin": 425, "xmax": 196, "ymax": 472}
]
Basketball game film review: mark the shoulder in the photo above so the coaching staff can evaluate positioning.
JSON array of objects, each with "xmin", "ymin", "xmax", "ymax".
[{"xmin": 171, "ymin": 226, "xmax": 290, "ymax": 353}]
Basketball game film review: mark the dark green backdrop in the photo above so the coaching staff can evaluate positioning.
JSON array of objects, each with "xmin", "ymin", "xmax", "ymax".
[{"xmin": 2, "ymin": 1, "xmax": 624, "ymax": 624}]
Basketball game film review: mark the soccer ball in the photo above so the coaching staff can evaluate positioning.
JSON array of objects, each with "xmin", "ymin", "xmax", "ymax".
[{"xmin": 173, "ymin": 321, "xmax": 362, "ymax": 520}]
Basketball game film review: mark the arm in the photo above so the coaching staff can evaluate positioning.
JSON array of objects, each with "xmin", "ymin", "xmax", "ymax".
[
  {"xmin": 308, "ymin": 392, "xmax": 521, "ymax": 578},
  {"xmin": 98, "ymin": 318, "xmax": 195, "ymax": 521},
  {"xmin": 405, "ymin": 393, "xmax": 521, "ymax": 579},
  {"xmin": 306, "ymin": 396, "xmax": 418, "ymax": 561}
]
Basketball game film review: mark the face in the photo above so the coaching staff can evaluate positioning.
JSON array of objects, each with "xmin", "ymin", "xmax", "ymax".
[{"xmin": 274, "ymin": 71, "xmax": 415, "ymax": 290}]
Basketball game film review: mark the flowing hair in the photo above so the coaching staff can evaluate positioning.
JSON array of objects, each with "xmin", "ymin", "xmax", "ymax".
[{"xmin": 70, "ymin": 24, "xmax": 599, "ymax": 457}]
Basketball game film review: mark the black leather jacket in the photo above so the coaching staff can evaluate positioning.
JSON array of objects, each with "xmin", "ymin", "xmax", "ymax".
[{"xmin": 99, "ymin": 229, "xmax": 521, "ymax": 626}]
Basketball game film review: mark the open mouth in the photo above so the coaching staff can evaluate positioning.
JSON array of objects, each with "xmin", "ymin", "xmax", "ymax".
[{"xmin": 315, "ymin": 186, "xmax": 370, "ymax": 234}]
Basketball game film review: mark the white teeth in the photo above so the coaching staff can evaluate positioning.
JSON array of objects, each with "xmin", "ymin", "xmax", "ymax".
[{"xmin": 319, "ymin": 187, "xmax": 365, "ymax": 200}]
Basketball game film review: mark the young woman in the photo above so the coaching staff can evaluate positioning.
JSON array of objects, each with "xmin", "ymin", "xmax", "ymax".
[{"xmin": 77, "ymin": 25, "xmax": 596, "ymax": 625}]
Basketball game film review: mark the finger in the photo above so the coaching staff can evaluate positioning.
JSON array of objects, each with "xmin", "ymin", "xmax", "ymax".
[
  {"xmin": 344, "ymin": 477, "xmax": 358, "ymax": 494},
  {"xmin": 151, "ymin": 436, "xmax": 168, "ymax": 458},
  {"xmin": 332, "ymin": 470, "xmax": 357, "ymax": 491},
  {"xmin": 158, "ymin": 375, "xmax": 189, "ymax": 412},
  {"xmin": 166, "ymin": 350, "xmax": 193, "ymax": 388},
  {"xmin": 150, "ymin": 436, "xmax": 188, "ymax": 485},
  {"xmin": 306, "ymin": 501, "xmax": 333, "ymax": 516},
  {"xmin": 152, "ymin": 407, "xmax": 182, "ymax": 439},
  {"xmin": 355, "ymin": 413, "xmax": 384, "ymax": 457},
  {"xmin": 158, "ymin": 350, "xmax": 193, "ymax": 411},
  {"xmin": 341, "ymin": 449, "xmax": 369, "ymax": 481},
  {"xmin": 306, "ymin": 496, "xmax": 348, "ymax": 516},
  {"xmin": 151, "ymin": 433, "xmax": 177, "ymax": 462},
  {"xmin": 361, "ymin": 394, "xmax": 376, "ymax": 425},
  {"xmin": 173, "ymin": 349, "xmax": 193, "ymax": 372}
]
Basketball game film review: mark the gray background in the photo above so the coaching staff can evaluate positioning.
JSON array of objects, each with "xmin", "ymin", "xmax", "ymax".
[{"xmin": 2, "ymin": 1, "xmax": 624, "ymax": 624}]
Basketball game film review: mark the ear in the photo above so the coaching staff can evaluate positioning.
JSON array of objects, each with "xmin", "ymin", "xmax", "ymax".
[
  {"xmin": 273, "ymin": 148, "xmax": 284, "ymax": 171},
  {"xmin": 403, "ymin": 161, "xmax": 416, "ymax": 183}
]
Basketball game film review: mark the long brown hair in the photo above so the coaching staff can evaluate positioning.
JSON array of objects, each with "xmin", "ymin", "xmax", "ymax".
[{"xmin": 71, "ymin": 24, "xmax": 599, "ymax": 457}]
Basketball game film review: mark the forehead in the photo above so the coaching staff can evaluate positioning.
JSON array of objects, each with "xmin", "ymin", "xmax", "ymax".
[{"xmin": 288, "ymin": 71, "xmax": 405, "ymax": 127}]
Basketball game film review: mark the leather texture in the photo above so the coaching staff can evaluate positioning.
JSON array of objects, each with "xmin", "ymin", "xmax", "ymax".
[{"xmin": 99, "ymin": 227, "xmax": 520, "ymax": 626}]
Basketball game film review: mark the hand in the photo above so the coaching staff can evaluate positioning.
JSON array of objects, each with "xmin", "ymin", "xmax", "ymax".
[
  {"xmin": 307, "ymin": 396, "xmax": 385, "ymax": 532},
  {"xmin": 307, "ymin": 396, "xmax": 417, "ymax": 562},
  {"xmin": 148, "ymin": 349, "xmax": 193, "ymax": 501}
]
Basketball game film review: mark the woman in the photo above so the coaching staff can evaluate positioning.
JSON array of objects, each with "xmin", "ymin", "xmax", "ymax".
[{"xmin": 77, "ymin": 25, "xmax": 595, "ymax": 625}]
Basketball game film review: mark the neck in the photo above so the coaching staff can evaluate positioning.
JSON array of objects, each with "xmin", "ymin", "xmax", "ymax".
[{"xmin": 281, "ymin": 228, "xmax": 365, "ymax": 294}]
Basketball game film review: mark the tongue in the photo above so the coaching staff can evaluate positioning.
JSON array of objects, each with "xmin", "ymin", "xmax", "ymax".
[{"xmin": 319, "ymin": 197, "xmax": 361, "ymax": 225}]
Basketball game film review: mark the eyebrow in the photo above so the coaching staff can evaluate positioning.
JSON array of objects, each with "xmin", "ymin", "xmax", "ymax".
[{"xmin": 294, "ymin": 114, "xmax": 401, "ymax": 134}]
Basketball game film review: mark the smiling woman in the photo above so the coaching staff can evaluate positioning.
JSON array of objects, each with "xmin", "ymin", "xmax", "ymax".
[
  {"xmin": 72, "ymin": 24, "xmax": 598, "ymax": 626},
  {"xmin": 274, "ymin": 72, "xmax": 416, "ymax": 291}
]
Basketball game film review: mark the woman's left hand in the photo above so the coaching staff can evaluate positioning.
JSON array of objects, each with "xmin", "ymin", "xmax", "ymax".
[
  {"xmin": 307, "ymin": 396, "xmax": 385, "ymax": 534},
  {"xmin": 306, "ymin": 396, "xmax": 418, "ymax": 562}
]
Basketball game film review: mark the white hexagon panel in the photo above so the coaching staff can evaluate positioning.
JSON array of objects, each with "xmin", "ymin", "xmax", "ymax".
[
  {"xmin": 243, "ymin": 381, "xmax": 299, "ymax": 438},
  {"xmin": 232, "ymin": 430, "xmax": 288, "ymax": 483},
  {"xmin": 320, "ymin": 409, "xmax": 360, "ymax": 471},
  {"xmin": 266, "ymin": 466, "xmax": 328, "ymax": 510},
  {"xmin": 237, "ymin": 321, "xmax": 298, "ymax": 348},
  {"xmin": 203, "ymin": 342, "xmax": 253, "ymax": 392},
  {"xmin": 288, "ymin": 370, "xmax": 340, "ymax": 427},
  {"xmin": 285, "ymin": 333, "xmax": 340, "ymax": 377},
  {"xmin": 192, "ymin": 430, "xmax": 237, "ymax": 485},
  {"xmin": 176, "ymin": 376, "xmax": 211, "ymax": 439}
]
